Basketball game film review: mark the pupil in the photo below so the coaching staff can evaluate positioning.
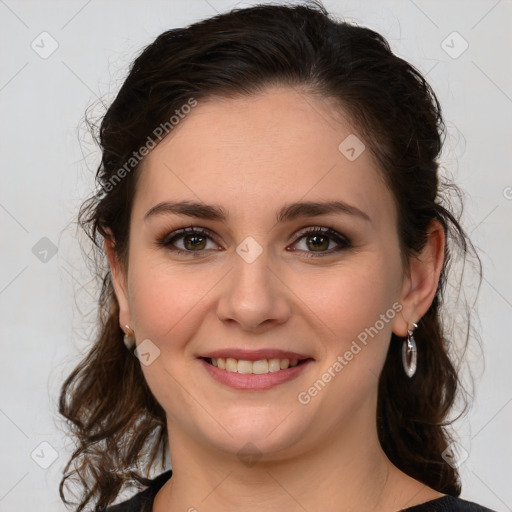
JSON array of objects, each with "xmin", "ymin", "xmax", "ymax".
[
  {"xmin": 185, "ymin": 235, "xmax": 205, "ymax": 250},
  {"xmin": 308, "ymin": 235, "xmax": 327, "ymax": 251}
]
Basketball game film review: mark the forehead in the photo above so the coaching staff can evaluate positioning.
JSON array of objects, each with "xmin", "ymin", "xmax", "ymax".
[{"xmin": 132, "ymin": 88, "xmax": 394, "ymax": 227}]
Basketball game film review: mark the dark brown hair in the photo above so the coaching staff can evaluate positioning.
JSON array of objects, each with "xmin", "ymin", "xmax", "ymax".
[{"xmin": 59, "ymin": 2, "xmax": 481, "ymax": 510}]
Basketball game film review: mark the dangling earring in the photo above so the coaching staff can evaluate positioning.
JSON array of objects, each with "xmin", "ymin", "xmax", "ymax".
[
  {"xmin": 402, "ymin": 322, "xmax": 418, "ymax": 378},
  {"xmin": 123, "ymin": 324, "xmax": 136, "ymax": 351}
]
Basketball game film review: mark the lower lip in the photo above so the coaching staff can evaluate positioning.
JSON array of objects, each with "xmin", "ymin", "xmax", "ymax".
[{"xmin": 199, "ymin": 358, "xmax": 313, "ymax": 390}]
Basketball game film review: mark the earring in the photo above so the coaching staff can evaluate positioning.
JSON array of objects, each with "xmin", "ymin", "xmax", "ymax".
[
  {"xmin": 123, "ymin": 324, "xmax": 136, "ymax": 351},
  {"xmin": 402, "ymin": 322, "xmax": 418, "ymax": 378}
]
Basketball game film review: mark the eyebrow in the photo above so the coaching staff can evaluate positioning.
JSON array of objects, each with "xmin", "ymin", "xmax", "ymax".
[{"xmin": 144, "ymin": 200, "xmax": 371, "ymax": 224}]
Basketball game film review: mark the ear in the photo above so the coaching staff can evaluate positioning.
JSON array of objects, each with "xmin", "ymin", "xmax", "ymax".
[
  {"xmin": 104, "ymin": 229, "xmax": 132, "ymax": 332},
  {"xmin": 392, "ymin": 219, "xmax": 445, "ymax": 337}
]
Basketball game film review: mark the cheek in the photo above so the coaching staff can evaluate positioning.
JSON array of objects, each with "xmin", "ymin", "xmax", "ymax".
[
  {"xmin": 301, "ymin": 258, "xmax": 401, "ymax": 347},
  {"xmin": 126, "ymin": 251, "xmax": 220, "ymax": 349},
  {"xmin": 126, "ymin": 259, "xmax": 218, "ymax": 421},
  {"xmin": 295, "ymin": 259, "xmax": 403, "ymax": 419}
]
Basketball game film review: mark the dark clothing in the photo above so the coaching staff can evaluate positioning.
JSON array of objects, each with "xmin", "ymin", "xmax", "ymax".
[{"xmin": 105, "ymin": 470, "xmax": 496, "ymax": 511}]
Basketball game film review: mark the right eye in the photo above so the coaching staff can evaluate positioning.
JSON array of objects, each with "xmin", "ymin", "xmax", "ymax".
[{"xmin": 156, "ymin": 226, "xmax": 222, "ymax": 256}]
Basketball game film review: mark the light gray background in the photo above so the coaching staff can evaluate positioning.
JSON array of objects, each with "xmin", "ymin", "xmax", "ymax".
[{"xmin": 1, "ymin": 1, "xmax": 511, "ymax": 510}]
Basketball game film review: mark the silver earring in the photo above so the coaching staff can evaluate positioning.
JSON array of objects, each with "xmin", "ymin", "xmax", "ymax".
[
  {"xmin": 123, "ymin": 324, "xmax": 136, "ymax": 351},
  {"xmin": 402, "ymin": 322, "xmax": 418, "ymax": 378}
]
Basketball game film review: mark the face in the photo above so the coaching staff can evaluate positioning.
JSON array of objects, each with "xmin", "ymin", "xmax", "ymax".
[{"xmin": 109, "ymin": 87, "xmax": 419, "ymax": 459}]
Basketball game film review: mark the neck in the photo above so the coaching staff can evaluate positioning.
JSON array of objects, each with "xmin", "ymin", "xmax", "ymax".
[{"xmin": 153, "ymin": 398, "xmax": 432, "ymax": 512}]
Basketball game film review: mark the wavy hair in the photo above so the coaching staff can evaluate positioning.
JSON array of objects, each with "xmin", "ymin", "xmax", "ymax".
[{"xmin": 59, "ymin": 2, "xmax": 481, "ymax": 510}]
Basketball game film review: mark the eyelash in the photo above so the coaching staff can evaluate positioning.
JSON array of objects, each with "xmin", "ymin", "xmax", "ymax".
[{"xmin": 156, "ymin": 225, "xmax": 353, "ymax": 258}]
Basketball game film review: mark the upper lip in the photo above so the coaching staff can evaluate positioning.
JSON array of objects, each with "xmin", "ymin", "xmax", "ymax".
[{"xmin": 199, "ymin": 349, "xmax": 313, "ymax": 361}]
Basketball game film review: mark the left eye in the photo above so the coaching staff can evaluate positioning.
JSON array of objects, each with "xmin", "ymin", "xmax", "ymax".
[{"xmin": 289, "ymin": 227, "xmax": 352, "ymax": 257}]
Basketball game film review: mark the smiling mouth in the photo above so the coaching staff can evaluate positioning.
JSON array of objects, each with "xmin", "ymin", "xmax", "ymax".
[{"xmin": 201, "ymin": 357, "xmax": 313, "ymax": 375}]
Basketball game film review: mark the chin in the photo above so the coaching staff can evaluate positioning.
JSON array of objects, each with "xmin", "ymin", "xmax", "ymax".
[{"xmin": 195, "ymin": 407, "xmax": 313, "ymax": 460}]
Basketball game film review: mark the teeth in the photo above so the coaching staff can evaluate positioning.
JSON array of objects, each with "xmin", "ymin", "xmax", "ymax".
[
  {"xmin": 208, "ymin": 357, "xmax": 302, "ymax": 374},
  {"xmin": 226, "ymin": 358, "xmax": 238, "ymax": 372}
]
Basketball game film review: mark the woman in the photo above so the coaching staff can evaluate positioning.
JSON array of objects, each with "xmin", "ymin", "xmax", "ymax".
[{"xmin": 58, "ymin": 2, "xmax": 495, "ymax": 511}]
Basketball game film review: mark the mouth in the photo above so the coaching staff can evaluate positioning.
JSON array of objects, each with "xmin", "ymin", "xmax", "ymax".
[
  {"xmin": 200, "ymin": 356, "xmax": 313, "ymax": 375},
  {"xmin": 197, "ymin": 351, "xmax": 314, "ymax": 390}
]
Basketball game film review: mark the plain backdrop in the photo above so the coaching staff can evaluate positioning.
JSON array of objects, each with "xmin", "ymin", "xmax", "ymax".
[{"xmin": 0, "ymin": 1, "xmax": 511, "ymax": 510}]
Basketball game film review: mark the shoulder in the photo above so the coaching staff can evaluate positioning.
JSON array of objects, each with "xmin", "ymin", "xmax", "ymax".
[
  {"xmin": 103, "ymin": 470, "xmax": 173, "ymax": 512},
  {"xmin": 403, "ymin": 495, "xmax": 497, "ymax": 512}
]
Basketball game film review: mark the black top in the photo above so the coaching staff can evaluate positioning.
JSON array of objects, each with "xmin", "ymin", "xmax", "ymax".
[{"xmin": 104, "ymin": 470, "xmax": 496, "ymax": 512}]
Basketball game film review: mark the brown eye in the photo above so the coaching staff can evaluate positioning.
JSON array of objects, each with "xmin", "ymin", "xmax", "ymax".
[
  {"xmin": 182, "ymin": 233, "xmax": 207, "ymax": 251},
  {"xmin": 304, "ymin": 233, "xmax": 330, "ymax": 251},
  {"xmin": 289, "ymin": 227, "xmax": 352, "ymax": 257},
  {"xmin": 157, "ymin": 227, "xmax": 219, "ymax": 256}
]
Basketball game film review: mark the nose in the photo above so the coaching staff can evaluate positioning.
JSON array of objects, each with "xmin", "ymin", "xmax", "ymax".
[{"xmin": 215, "ymin": 243, "xmax": 292, "ymax": 332}]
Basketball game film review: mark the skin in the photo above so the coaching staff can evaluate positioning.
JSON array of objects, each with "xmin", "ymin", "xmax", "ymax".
[{"xmin": 105, "ymin": 87, "xmax": 446, "ymax": 511}]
